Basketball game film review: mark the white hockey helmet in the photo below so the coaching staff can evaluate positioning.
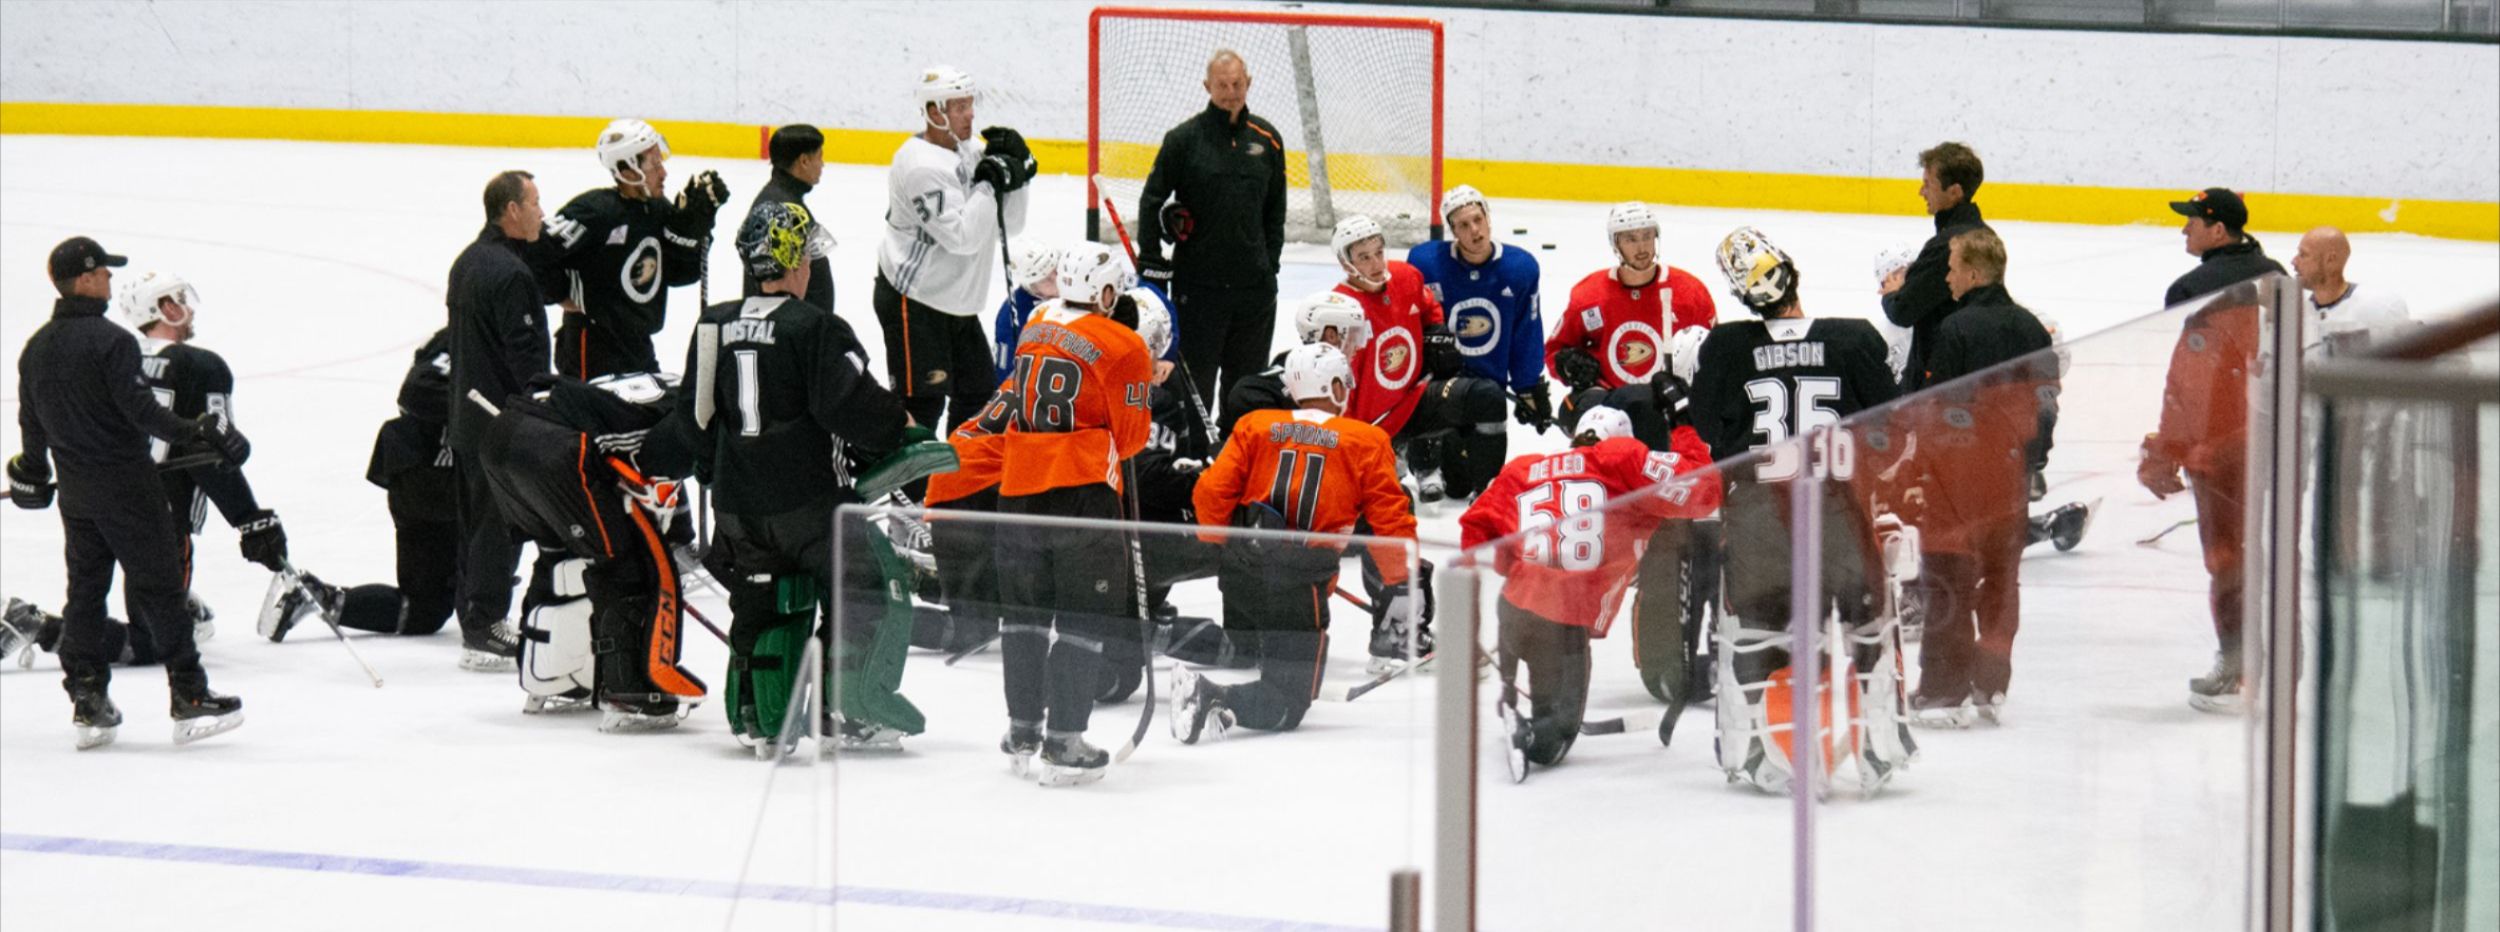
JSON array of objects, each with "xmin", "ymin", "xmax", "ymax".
[
  {"xmin": 1124, "ymin": 286, "xmax": 1175, "ymax": 358},
  {"xmin": 1715, "ymin": 226, "xmax": 1799, "ymax": 313},
  {"xmin": 1056, "ymin": 243, "xmax": 1136, "ymax": 307},
  {"xmin": 595, "ymin": 119, "xmax": 670, "ymax": 188},
  {"xmin": 116, "ymin": 270, "xmax": 200, "ymax": 330},
  {"xmin": 1331, "ymin": 214, "xmax": 1387, "ymax": 267},
  {"xmin": 1607, "ymin": 201, "xmax": 1659, "ymax": 238},
  {"xmin": 1668, "ymin": 324, "xmax": 1709, "ymax": 385},
  {"xmin": 1280, "ymin": 342, "xmax": 1353, "ymax": 406},
  {"xmin": 1871, "ymin": 244, "xmax": 1917, "ymax": 285},
  {"xmin": 1010, "ymin": 242, "xmax": 1060, "ymax": 290},
  {"xmin": 1439, "ymin": 184, "xmax": 1489, "ymax": 225},
  {"xmin": 1293, "ymin": 291, "xmax": 1371, "ymax": 351},
  {"xmin": 1576, "ymin": 405, "xmax": 1634, "ymax": 442},
  {"xmin": 916, "ymin": 66, "xmax": 977, "ymax": 137}
]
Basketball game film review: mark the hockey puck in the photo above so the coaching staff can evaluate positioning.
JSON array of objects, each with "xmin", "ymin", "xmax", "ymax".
[
  {"xmin": 1512, "ymin": 228, "xmax": 1529, "ymax": 235},
  {"xmin": 1541, "ymin": 243, "xmax": 1556, "ymax": 250}
]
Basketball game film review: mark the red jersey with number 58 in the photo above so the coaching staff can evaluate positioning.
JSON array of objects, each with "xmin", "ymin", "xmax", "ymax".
[{"xmin": 1458, "ymin": 429, "xmax": 1720, "ymax": 633}]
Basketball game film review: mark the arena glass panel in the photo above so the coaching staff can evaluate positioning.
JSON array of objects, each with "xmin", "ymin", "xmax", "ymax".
[
  {"xmin": 741, "ymin": 506, "xmax": 1431, "ymax": 930},
  {"xmin": 1447, "ymin": 429, "xmax": 1807, "ymax": 929}
]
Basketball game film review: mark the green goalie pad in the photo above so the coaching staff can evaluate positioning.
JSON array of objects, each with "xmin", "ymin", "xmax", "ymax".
[
  {"xmin": 854, "ymin": 431, "xmax": 957, "ymax": 503},
  {"xmin": 833, "ymin": 524, "xmax": 926, "ymax": 735},
  {"xmin": 725, "ymin": 609, "xmax": 815, "ymax": 744}
]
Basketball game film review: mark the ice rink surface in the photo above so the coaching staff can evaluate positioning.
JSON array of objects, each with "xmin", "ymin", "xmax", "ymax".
[{"xmin": 2, "ymin": 135, "xmax": 2495, "ymax": 931}]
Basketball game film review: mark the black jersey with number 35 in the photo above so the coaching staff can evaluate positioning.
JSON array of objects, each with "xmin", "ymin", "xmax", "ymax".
[
  {"xmin": 681, "ymin": 295, "xmax": 906, "ymax": 516},
  {"xmin": 1688, "ymin": 317, "xmax": 1898, "ymax": 481}
]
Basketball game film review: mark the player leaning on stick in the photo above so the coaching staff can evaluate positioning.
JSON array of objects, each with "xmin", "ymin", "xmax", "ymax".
[
  {"xmin": 541, "ymin": 119, "xmax": 729, "ymax": 379},
  {"xmin": 11, "ymin": 236, "xmax": 249, "ymax": 749},
  {"xmin": 980, "ymin": 244, "xmax": 1153, "ymax": 785},
  {"xmin": 1460, "ymin": 405, "xmax": 1719, "ymax": 781},
  {"xmin": 1688, "ymin": 227, "xmax": 1912, "ymax": 796},
  {"xmin": 875, "ymin": 66, "xmax": 1035, "ymax": 433},
  {"xmin": 685, "ymin": 202, "xmax": 922, "ymax": 750},
  {"xmin": 1545, "ymin": 202, "xmax": 1716, "ymax": 434},
  {"xmin": 1172, "ymin": 341, "xmax": 1418, "ymax": 744}
]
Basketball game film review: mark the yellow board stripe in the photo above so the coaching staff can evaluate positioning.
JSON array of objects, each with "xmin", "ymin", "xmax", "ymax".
[{"xmin": 5, "ymin": 101, "xmax": 2492, "ymax": 241}]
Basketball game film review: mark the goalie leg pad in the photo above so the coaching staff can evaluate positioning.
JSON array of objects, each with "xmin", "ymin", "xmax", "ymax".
[
  {"xmin": 723, "ymin": 571, "xmax": 814, "ymax": 743},
  {"xmin": 832, "ymin": 523, "xmax": 924, "ymax": 736},
  {"xmin": 1714, "ymin": 611, "xmax": 1802, "ymax": 795},
  {"xmin": 520, "ymin": 558, "xmax": 595, "ymax": 705}
]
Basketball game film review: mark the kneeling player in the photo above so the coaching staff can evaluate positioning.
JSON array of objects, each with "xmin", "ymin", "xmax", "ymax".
[
  {"xmin": 1689, "ymin": 227, "xmax": 1914, "ymax": 797},
  {"xmin": 1171, "ymin": 343, "xmax": 1418, "ymax": 743},
  {"xmin": 1460, "ymin": 406, "xmax": 1719, "ymax": 780}
]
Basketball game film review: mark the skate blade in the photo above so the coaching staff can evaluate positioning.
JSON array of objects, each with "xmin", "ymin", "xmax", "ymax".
[
  {"xmin": 1007, "ymin": 750, "xmax": 1037, "ymax": 779},
  {"xmin": 522, "ymin": 694, "xmax": 596, "ymax": 715},
  {"xmin": 76, "ymin": 725, "xmax": 117, "ymax": 751},
  {"xmin": 828, "ymin": 734, "xmax": 907, "ymax": 755},
  {"xmin": 1498, "ymin": 702, "xmax": 1530, "ymax": 784},
  {"xmin": 1367, "ymin": 656, "xmax": 1404, "ymax": 675},
  {"xmin": 1167, "ymin": 668, "xmax": 1200, "ymax": 743},
  {"xmin": 172, "ymin": 712, "xmax": 243, "ymax": 745},
  {"xmin": 1037, "ymin": 762, "xmax": 1106, "ymax": 787},
  {"xmin": 2188, "ymin": 692, "xmax": 2246, "ymax": 715},
  {"xmin": 458, "ymin": 650, "xmax": 517, "ymax": 673},
  {"xmin": 1909, "ymin": 708, "xmax": 1975, "ymax": 730},
  {"xmin": 597, "ymin": 710, "xmax": 686, "ymax": 733}
]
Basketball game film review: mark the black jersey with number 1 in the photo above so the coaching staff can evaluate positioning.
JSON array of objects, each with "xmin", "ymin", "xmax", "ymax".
[
  {"xmin": 681, "ymin": 295, "xmax": 907, "ymax": 516},
  {"xmin": 1688, "ymin": 317, "xmax": 1899, "ymax": 473},
  {"xmin": 138, "ymin": 339, "xmax": 263, "ymax": 529}
]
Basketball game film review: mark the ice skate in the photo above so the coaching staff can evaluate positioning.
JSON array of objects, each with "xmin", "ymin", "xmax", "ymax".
[
  {"xmin": 1001, "ymin": 723, "xmax": 1042, "ymax": 779},
  {"xmin": 1168, "ymin": 666, "xmax": 1232, "ymax": 745},
  {"xmin": 169, "ymin": 681, "xmax": 244, "ymax": 745},
  {"xmin": 69, "ymin": 679, "xmax": 121, "ymax": 751},
  {"xmin": 1037, "ymin": 734, "xmax": 1108, "ymax": 787},
  {"xmin": 257, "ymin": 571, "xmax": 320, "ymax": 642},
  {"xmin": 1908, "ymin": 689, "xmax": 1975, "ymax": 728},
  {"xmin": 2, "ymin": 598, "xmax": 44, "ymax": 668},
  {"xmin": 1415, "ymin": 468, "xmax": 1447, "ymax": 507},
  {"xmin": 2188, "ymin": 651, "xmax": 2244, "ymax": 714},
  {"xmin": 458, "ymin": 622, "xmax": 520, "ymax": 672},
  {"xmin": 1971, "ymin": 690, "xmax": 2007, "ymax": 726},
  {"xmin": 522, "ymin": 688, "xmax": 596, "ymax": 715},
  {"xmin": 1498, "ymin": 695, "xmax": 1532, "ymax": 784},
  {"xmin": 187, "ymin": 593, "xmax": 216, "ymax": 643},
  {"xmin": 828, "ymin": 716, "xmax": 908, "ymax": 754},
  {"xmin": 597, "ymin": 693, "xmax": 687, "ymax": 733},
  {"xmin": 2049, "ymin": 499, "xmax": 2097, "ymax": 552},
  {"xmin": 1367, "ymin": 615, "xmax": 1430, "ymax": 675}
]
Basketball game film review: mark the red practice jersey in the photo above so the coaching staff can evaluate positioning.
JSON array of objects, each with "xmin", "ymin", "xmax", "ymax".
[
  {"xmin": 1545, "ymin": 266, "xmax": 1715, "ymax": 390},
  {"xmin": 1195, "ymin": 407, "xmax": 1417, "ymax": 586},
  {"xmin": 1459, "ymin": 428, "xmax": 1721, "ymax": 633},
  {"xmin": 976, "ymin": 303, "xmax": 1154, "ymax": 497},
  {"xmin": 1334, "ymin": 262, "xmax": 1444, "ymax": 436}
]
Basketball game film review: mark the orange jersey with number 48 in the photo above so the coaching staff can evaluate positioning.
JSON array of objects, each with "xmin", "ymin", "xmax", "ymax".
[{"xmin": 975, "ymin": 304, "xmax": 1154, "ymax": 498}]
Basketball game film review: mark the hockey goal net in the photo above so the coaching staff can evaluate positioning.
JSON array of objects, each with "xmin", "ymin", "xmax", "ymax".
[{"xmin": 1088, "ymin": 6, "xmax": 1444, "ymax": 249}]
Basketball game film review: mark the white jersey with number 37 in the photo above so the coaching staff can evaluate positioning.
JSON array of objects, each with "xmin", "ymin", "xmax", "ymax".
[{"xmin": 876, "ymin": 134, "xmax": 1029, "ymax": 317}]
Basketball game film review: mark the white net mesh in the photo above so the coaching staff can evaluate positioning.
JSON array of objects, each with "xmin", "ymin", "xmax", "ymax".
[{"xmin": 1091, "ymin": 9, "xmax": 1441, "ymax": 248}]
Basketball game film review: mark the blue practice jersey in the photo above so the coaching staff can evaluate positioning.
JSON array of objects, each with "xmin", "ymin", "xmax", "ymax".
[
  {"xmin": 1405, "ymin": 239, "xmax": 1544, "ymax": 392},
  {"xmin": 993, "ymin": 281, "xmax": 1179, "ymax": 383}
]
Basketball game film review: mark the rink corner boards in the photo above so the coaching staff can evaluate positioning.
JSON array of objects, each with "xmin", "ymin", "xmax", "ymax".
[{"xmin": 3, "ymin": 100, "xmax": 2493, "ymax": 242}]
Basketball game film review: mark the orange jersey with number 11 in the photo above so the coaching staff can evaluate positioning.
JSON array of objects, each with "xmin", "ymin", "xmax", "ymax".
[{"xmin": 1194, "ymin": 407, "xmax": 1416, "ymax": 586}]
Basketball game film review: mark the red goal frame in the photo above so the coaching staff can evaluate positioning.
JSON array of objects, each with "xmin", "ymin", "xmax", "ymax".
[{"xmin": 1086, "ymin": 5, "xmax": 1446, "ymax": 242}]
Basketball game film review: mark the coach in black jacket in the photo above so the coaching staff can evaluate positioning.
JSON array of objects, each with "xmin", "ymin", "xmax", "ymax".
[
  {"xmin": 1136, "ymin": 50, "xmax": 1288, "ymax": 409},
  {"xmin": 10, "ymin": 236, "xmax": 247, "ymax": 730},
  {"xmin": 743, "ymin": 124, "xmax": 837, "ymax": 312},
  {"xmin": 1882, "ymin": 142, "xmax": 1992, "ymax": 392},
  {"xmin": 446, "ymin": 170, "xmax": 552, "ymax": 668},
  {"xmin": 2165, "ymin": 187, "xmax": 2286, "ymax": 307}
]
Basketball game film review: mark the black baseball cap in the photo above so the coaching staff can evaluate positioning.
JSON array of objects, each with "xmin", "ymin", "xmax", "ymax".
[
  {"xmin": 2169, "ymin": 188, "xmax": 2249, "ymax": 232},
  {"xmin": 48, "ymin": 236, "xmax": 127, "ymax": 281}
]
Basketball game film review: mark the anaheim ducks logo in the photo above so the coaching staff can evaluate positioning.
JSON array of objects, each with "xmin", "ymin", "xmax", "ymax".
[
  {"xmin": 1605, "ymin": 321, "xmax": 1663, "ymax": 383},
  {"xmin": 1449, "ymin": 298, "xmax": 1501, "ymax": 357},
  {"xmin": 622, "ymin": 237, "xmax": 663, "ymax": 304},
  {"xmin": 1373, "ymin": 327, "xmax": 1419, "ymax": 392}
]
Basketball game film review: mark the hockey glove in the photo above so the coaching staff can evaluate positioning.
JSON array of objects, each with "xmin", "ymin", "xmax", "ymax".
[
  {"xmin": 1554, "ymin": 347, "xmax": 1603, "ymax": 393},
  {"xmin": 6, "ymin": 453, "xmax": 54, "ymax": 510},
  {"xmin": 1421, "ymin": 325, "xmax": 1463, "ymax": 380},
  {"xmin": 236, "ymin": 510, "xmax": 288, "ymax": 572},
  {"xmin": 675, "ymin": 170, "xmax": 730, "ymax": 224},
  {"xmin": 1650, "ymin": 371, "xmax": 1694, "ymax": 429},
  {"xmin": 2137, "ymin": 433, "xmax": 2185, "ymax": 500},
  {"xmin": 978, "ymin": 126, "xmax": 1031, "ymax": 165},
  {"xmin": 191, "ymin": 415, "xmax": 250, "ymax": 468},
  {"xmin": 1138, "ymin": 254, "xmax": 1175, "ymax": 287},
  {"xmin": 1513, "ymin": 383, "xmax": 1554, "ymax": 431},
  {"xmin": 973, "ymin": 153, "xmax": 1035, "ymax": 195},
  {"xmin": 1158, "ymin": 202, "xmax": 1194, "ymax": 245}
]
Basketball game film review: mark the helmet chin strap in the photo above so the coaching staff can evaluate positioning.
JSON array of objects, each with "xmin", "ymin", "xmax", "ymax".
[
  {"xmin": 1343, "ymin": 263, "xmax": 1388, "ymax": 290},
  {"xmin": 614, "ymin": 156, "xmax": 658, "ymax": 199}
]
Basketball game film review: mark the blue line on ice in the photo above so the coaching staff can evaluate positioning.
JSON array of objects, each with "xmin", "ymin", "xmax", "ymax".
[{"xmin": 1, "ymin": 832, "xmax": 1374, "ymax": 931}]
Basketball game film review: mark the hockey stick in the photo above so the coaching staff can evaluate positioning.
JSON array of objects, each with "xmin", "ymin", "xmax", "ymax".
[
  {"xmin": 1333, "ymin": 585, "xmax": 1374, "ymax": 614},
  {"xmin": 1113, "ymin": 457, "xmax": 1155, "ymax": 764},
  {"xmin": 279, "ymin": 563, "xmax": 383, "ymax": 688},
  {"xmin": 157, "ymin": 450, "xmax": 230, "ymax": 473},
  {"xmin": 1092, "ymin": 172, "xmax": 1219, "ymax": 449},
  {"xmin": 2137, "ymin": 517, "xmax": 2197, "ymax": 547},
  {"xmin": 680, "ymin": 598, "xmax": 730, "ymax": 646},
  {"xmin": 1323, "ymin": 650, "xmax": 1435, "ymax": 703}
]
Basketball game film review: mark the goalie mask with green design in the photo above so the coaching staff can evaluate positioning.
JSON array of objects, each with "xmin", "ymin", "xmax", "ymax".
[{"xmin": 736, "ymin": 200, "xmax": 829, "ymax": 281}]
